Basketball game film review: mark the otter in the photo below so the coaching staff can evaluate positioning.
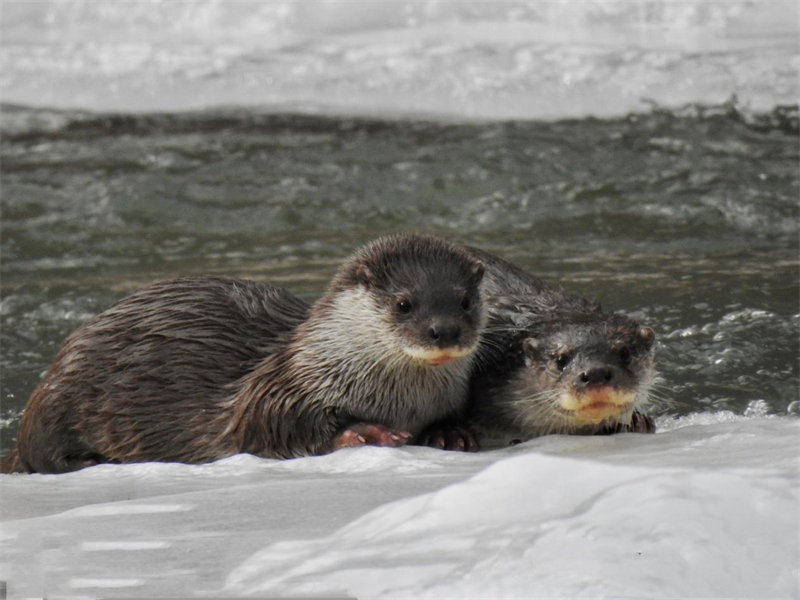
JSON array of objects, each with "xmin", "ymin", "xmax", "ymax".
[
  {"xmin": 1, "ymin": 234, "xmax": 486, "ymax": 474},
  {"xmin": 467, "ymin": 248, "xmax": 657, "ymax": 446}
]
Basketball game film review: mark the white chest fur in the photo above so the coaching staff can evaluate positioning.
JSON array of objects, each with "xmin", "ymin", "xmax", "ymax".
[{"xmin": 293, "ymin": 287, "xmax": 475, "ymax": 434}]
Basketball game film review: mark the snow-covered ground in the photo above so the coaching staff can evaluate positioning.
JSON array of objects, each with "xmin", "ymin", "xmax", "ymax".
[{"xmin": 2, "ymin": 410, "xmax": 798, "ymax": 598}]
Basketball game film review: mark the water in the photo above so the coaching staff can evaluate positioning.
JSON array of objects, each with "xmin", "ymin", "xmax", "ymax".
[{"xmin": 1, "ymin": 102, "xmax": 798, "ymax": 454}]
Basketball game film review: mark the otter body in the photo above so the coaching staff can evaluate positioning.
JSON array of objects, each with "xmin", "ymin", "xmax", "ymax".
[
  {"xmin": 3, "ymin": 234, "xmax": 486, "ymax": 474},
  {"xmin": 469, "ymin": 249, "xmax": 657, "ymax": 445},
  {"xmin": 3, "ymin": 278, "xmax": 310, "ymax": 473}
]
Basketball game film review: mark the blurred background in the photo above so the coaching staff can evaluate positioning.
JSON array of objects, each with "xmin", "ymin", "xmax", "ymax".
[
  {"xmin": 1, "ymin": 0, "xmax": 798, "ymax": 451},
  {"xmin": 1, "ymin": 1, "xmax": 797, "ymax": 117}
]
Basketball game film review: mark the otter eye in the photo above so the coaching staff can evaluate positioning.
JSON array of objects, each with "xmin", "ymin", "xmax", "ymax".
[
  {"xmin": 460, "ymin": 296, "xmax": 471, "ymax": 311},
  {"xmin": 555, "ymin": 353, "xmax": 571, "ymax": 371},
  {"xmin": 617, "ymin": 347, "xmax": 632, "ymax": 364},
  {"xmin": 397, "ymin": 299, "xmax": 413, "ymax": 314}
]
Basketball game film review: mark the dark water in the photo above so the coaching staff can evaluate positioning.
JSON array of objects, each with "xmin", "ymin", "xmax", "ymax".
[{"xmin": 1, "ymin": 102, "xmax": 798, "ymax": 452}]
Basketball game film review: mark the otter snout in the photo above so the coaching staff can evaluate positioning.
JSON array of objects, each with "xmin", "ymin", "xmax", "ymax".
[
  {"xmin": 427, "ymin": 319, "xmax": 463, "ymax": 348},
  {"xmin": 577, "ymin": 365, "xmax": 615, "ymax": 388},
  {"xmin": 402, "ymin": 318, "xmax": 477, "ymax": 366}
]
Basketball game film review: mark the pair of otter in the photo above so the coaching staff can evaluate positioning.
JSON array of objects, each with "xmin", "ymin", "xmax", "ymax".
[{"xmin": 0, "ymin": 234, "xmax": 656, "ymax": 474}]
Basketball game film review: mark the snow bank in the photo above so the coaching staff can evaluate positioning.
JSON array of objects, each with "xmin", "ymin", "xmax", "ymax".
[
  {"xmin": 225, "ymin": 419, "xmax": 799, "ymax": 598},
  {"xmin": 2, "ymin": 417, "xmax": 797, "ymax": 598}
]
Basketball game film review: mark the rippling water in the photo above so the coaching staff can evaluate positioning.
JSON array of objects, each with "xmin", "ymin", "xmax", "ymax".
[{"xmin": 1, "ymin": 102, "xmax": 797, "ymax": 452}]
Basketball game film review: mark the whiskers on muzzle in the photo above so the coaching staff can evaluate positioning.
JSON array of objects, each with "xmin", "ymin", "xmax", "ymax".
[
  {"xmin": 505, "ymin": 388, "xmax": 580, "ymax": 436},
  {"xmin": 633, "ymin": 372, "xmax": 679, "ymax": 413}
]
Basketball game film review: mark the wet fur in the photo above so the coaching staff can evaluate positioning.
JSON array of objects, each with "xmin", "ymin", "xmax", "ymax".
[
  {"xmin": 2, "ymin": 234, "xmax": 485, "ymax": 473},
  {"xmin": 222, "ymin": 286, "xmax": 478, "ymax": 458},
  {"xmin": 466, "ymin": 248, "xmax": 657, "ymax": 445},
  {"xmin": 3, "ymin": 278, "xmax": 309, "ymax": 473}
]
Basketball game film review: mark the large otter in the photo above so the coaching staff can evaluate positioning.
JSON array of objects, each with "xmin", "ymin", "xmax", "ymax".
[
  {"xmin": 1, "ymin": 234, "xmax": 486, "ymax": 474},
  {"xmin": 467, "ymin": 249, "xmax": 657, "ymax": 446}
]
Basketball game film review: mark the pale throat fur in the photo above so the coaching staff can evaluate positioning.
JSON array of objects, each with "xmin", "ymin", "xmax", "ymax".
[{"xmin": 292, "ymin": 286, "xmax": 481, "ymax": 436}]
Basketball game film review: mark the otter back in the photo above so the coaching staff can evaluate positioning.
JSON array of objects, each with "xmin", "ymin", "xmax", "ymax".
[{"xmin": 8, "ymin": 277, "xmax": 309, "ymax": 473}]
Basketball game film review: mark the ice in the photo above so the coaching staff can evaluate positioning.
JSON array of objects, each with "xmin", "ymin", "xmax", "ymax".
[
  {"xmin": 2, "ymin": 415, "xmax": 798, "ymax": 598},
  {"xmin": 81, "ymin": 542, "xmax": 170, "ymax": 551},
  {"xmin": 228, "ymin": 453, "xmax": 798, "ymax": 597},
  {"xmin": 1, "ymin": 0, "xmax": 797, "ymax": 119},
  {"xmin": 65, "ymin": 503, "xmax": 192, "ymax": 518}
]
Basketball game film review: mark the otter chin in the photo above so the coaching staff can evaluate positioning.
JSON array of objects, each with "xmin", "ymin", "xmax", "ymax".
[
  {"xmin": 403, "ymin": 346, "xmax": 477, "ymax": 366},
  {"xmin": 560, "ymin": 388, "xmax": 637, "ymax": 426}
]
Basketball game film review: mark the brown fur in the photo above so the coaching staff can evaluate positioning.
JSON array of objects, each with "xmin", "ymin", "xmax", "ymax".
[
  {"xmin": 5, "ymin": 278, "xmax": 309, "ymax": 473},
  {"xmin": 2, "ymin": 234, "xmax": 486, "ymax": 473},
  {"xmin": 467, "ymin": 248, "xmax": 657, "ymax": 444}
]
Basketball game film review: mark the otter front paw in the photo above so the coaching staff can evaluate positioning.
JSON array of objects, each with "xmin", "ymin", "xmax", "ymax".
[
  {"xmin": 630, "ymin": 410, "xmax": 656, "ymax": 433},
  {"xmin": 598, "ymin": 411, "xmax": 656, "ymax": 435},
  {"xmin": 332, "ymin": 423, "xmax": 412, "ymax": 451},
  {"xmin": 416, "ymin": 424, "xmax": 479, "ymax": 452}
]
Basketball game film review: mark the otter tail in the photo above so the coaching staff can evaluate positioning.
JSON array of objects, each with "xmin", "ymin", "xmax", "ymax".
[{"xmin": 0, "ymin": 446, "xmax": 25, "ymax": 474}]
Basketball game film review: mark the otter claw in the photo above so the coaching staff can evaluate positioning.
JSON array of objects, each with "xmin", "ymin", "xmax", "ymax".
[
  {"xmin": 598, "ymin": 411, "xmax": 656, "ymax": 435},
  {"xmin": 417, "ymin": 424, "xmax": 479, "ymax": 452},
  {"xmin": 332, "ymin": 423, "xmax": 411, "ymax": 451},
  {"xmin": 630, "ymin": 411, "xmax": 656, "ymax": 434}
]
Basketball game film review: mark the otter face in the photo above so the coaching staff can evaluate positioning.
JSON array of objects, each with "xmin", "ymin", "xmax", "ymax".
[
  {"xmin": 510, "ymin": 315, "xmax": 656, "ymax": 433},
  {"xmin": 387, "ymin": 276, "xmax": 485, "ymax": 366},
  {"xmin": 360, "ymin": 258, "xmax": 486, "ymax": 367},
  {"xmin": 331, "ymin": 234, "xmax": 487, "ymax": 367}
]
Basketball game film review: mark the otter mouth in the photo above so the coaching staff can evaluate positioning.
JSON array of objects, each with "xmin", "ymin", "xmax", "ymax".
[
  {"xmin": 558, "ymin": 388, "xmax": 635, "ymax": 425},
  {"xmin": 403, "ymin": 346, "xmax": 475, "ymax": 366}
]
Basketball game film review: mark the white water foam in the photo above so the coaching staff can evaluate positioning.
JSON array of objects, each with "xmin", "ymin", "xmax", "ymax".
[{"xmin": 1, "ymin": 0, "xmax": 796, "ymax": 119}]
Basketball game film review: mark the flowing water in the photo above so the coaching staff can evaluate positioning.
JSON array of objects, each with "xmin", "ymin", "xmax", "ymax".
[{"xmin": 1, "ymin": 102, "xmax": 798, "ymax": 454}]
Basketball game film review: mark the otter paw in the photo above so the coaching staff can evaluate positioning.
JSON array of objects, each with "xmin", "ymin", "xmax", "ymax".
[
  {"xmin": 332, "ymin": 423, "xmax": 412, "ymax": 451},
  {"xmin": 630, "ymin": 411, "xmax": 656, "ymax": 433},
  {"xmin": 598, "ymin": 411, "xmax": 656, "ymax": 435},
  {"xmin": 416, "ymin": 424, "xmax": 479, "ymax": 452}
]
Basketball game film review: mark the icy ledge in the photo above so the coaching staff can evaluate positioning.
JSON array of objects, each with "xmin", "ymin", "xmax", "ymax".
[{"xmin": 226, "ymin": 417, "xmax": 799, "ymax": 598}]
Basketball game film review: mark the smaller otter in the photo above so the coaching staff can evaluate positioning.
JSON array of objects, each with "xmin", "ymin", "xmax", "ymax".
[
  {"xmin": 467, "ymin": 249, "xmax": 657, "ymax": 446},
  {"xmin": 2, "ymin": 234, "xmax": 486, "ymax": 474}
]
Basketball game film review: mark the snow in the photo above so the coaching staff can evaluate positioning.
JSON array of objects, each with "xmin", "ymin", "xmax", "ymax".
[
  {"xmin": 2, "ymin": 413, "xmax": 798, "ymax": 598},
  {"xmin": 1, "ymin": 0, "xmax": 797, "ymax": 119}
]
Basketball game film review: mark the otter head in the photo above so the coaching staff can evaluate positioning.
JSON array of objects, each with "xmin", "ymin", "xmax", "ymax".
[
  {"xmin": 327, "ymin": 234, "xmax": 486, "ymax": 367},
  {"xmin": 510, "ymin": 313, "xmax": 656, "ymax": 433}
]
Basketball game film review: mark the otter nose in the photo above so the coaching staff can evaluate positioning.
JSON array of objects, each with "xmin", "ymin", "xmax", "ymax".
[
  {"xmin": 579, "ymin": 367, "xmax": 614, "ymax": 386},
  {"xmin": 428, "ymin": 322, "xmax": 462, "ymax": 347}
]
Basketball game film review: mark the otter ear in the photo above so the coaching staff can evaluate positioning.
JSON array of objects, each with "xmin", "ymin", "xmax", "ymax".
[
  {"xmin": 356, "ymin": 265, "xmax": 373, "ymax": 287},
  {"xmin": 522, "ymin": 337, "xmax": 541, "ymax": 365},
  {"xmin": 587, "ymin": 299, "xmax": 602, "ymax": 313},
  {"xmin": 639, "ymin": 326, "xmax": 656, "ymax": 348},
  {"xmin": 522, "ymin": 337, "xmax": 540, "ymax": 355},
  {"xmin": 471, "ymin": 260, "xmax": 485, "ymax": 282}
]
